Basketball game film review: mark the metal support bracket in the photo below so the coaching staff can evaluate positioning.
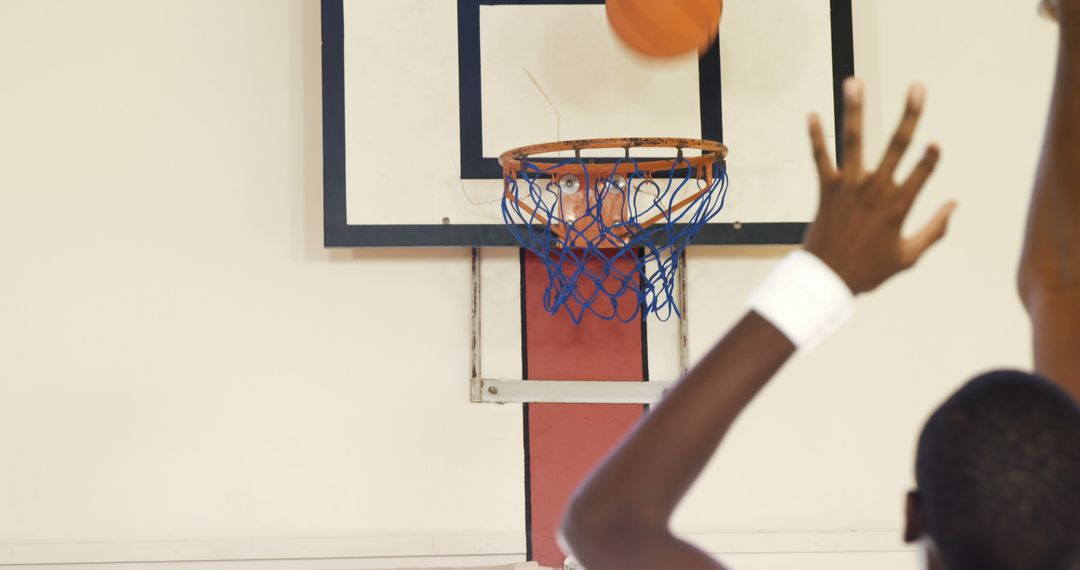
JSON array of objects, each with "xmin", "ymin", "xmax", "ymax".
[
  {"xmin": 469, "ymin": 248, "xmax": 688, "ymax": 405},
  {"xmin": 472, "ymin": 378, "xmax": 672, "ymax": 405}
]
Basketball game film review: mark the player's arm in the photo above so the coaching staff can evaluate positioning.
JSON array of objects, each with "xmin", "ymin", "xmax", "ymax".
[
  {"xmin": 560, "ymin": 79, "xmax": 956, "ymax": 570},
  {"xmin": 561, "ymin": 312, "xmax": 792, "ymax": 570},
  {"xmin": 1018, "ymin": 4, "xmax": 1080, "ymax": 400}
]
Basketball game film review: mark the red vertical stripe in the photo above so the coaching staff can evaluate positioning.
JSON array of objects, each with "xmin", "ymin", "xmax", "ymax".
[{"xmin": 523, "ymin": 252, "xmax": 646, "ymax": 568}]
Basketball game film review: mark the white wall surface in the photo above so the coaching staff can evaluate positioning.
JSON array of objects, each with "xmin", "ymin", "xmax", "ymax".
[
  {"xmin": 0, "ymin": 0, "xmax": 524, "ymax": 565},
  {"xmin": 0, "ymin": 0, "xmax": 1059, "ymax": 568}
]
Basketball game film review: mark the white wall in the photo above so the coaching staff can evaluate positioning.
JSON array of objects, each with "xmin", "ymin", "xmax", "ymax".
[
  {"xmin": 0, "ymin": 0, "xmax": 1059, "ymax": 568},
  {"xmin": 0, "ymin": 0, "xmax": 523, "ymax": 565}
]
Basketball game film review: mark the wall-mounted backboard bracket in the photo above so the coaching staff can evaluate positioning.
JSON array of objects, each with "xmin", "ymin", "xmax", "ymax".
[
  {"xmin": 470, "ymin": 248, "xmax": 686, "ymax": 405},
  {"xmin": 472, "ymin": 378, "xmax": 673, "ymax": 405}
]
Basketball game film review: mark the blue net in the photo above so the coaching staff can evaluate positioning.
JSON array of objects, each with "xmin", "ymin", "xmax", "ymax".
[{"xmin": 502, "ymin": 146, "xmax": 730, "ymax": 325}]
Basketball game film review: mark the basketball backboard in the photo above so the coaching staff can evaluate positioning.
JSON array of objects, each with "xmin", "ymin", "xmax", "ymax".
[{"xmin": 322, "ymin": 0, "xmax": 854, "ymax": 247}]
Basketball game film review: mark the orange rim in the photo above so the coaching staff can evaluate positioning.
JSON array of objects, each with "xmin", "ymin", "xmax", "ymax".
[{"xmin": 499, "ymin": 137, "xmax": 728, "ymax": 174}]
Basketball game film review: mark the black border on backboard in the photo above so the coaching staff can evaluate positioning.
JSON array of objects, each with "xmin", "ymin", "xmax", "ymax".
[{"xmin": 322, "ymin": 0, "xmax": 854, "ymax": 248}]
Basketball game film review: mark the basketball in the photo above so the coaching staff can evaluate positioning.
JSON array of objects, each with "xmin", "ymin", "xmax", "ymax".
[{"xmin": 607, "ymin": 0, "xmax": 723, "ymax": 58}]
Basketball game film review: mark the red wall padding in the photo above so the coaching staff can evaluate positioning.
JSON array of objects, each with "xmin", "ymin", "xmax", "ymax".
[{"xmin": 522, "ymin": 252, "xmax": 646, "ymax": 567}]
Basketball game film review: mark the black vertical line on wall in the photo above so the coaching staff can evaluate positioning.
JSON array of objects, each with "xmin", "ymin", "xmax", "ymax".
[{"xmin": 519, "ymin": 248, "xmax": 533, "ymax": 561}]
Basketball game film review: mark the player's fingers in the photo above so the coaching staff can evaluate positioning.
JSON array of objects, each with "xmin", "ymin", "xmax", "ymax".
[
  {"xmin": 899, "ymin": 144, "xmax": 942, "ymax": 211},
  {"xmin": 808, "ymin": 113, "xmax": 837, "ymax": 182},
  {"xmin": 878, "ymin": 85, "xmax": 926, "ymax": 180},
  {"xmin": 901, "ymin": 201, "xmax": 957, "ymax": 268},
  {"xmin": 841, "ymin": 77, "xmax": 865, "ymax": 187}
]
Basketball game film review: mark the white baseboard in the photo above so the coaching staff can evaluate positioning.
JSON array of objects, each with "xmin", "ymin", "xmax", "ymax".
[
  {"xmin": 0, "ymin": 557, "xmax": 529, "ymax": 570},
  {"xmin": 0, "ymin": 531, "xmax": 913, "ymax": 568},
  {"xmin": 688, "ymin": 530, "xmax": 909, "ymax": 554},
  {"xmin": 0, "ymin": 534, "xmax": 526, "ymax": 567}
]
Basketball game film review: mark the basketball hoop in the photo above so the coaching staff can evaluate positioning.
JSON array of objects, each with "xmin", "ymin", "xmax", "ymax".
[{"xmin": 500, "ymin": 137, "xmax": 730, "ymax": 324}]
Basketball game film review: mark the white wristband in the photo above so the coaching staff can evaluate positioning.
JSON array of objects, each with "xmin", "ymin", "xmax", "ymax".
[{"xmin": 747, "ymin": 250, "xmax": 855, "ymax": 351}]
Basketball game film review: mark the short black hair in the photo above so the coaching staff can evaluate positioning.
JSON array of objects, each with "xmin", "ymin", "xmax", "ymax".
[{"xmin": 915, "ymin": 370, "xmax": 1080, "ymax": 570}]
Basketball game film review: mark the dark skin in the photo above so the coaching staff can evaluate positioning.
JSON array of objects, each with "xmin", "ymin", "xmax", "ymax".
[
  {"xmin": 560, "ymin": 76, "xmax": 955, "ymax": 570},
  {"xmin": 566, "ymin": 3, "xmax": 1080, "ymax": 569},
  {"xmin": 1020, "ymin": 0, "xmax": 1080, "ymax": 403}
]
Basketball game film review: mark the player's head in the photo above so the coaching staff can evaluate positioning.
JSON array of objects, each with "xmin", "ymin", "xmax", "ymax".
[{"xmin": 906, "ymin": 370, "xmax": 1080, "ymax": 570}]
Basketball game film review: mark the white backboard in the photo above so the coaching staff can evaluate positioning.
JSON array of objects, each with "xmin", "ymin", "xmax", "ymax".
[{"xmin": 323, "ymin": 0, "xmax": 853, "ymax": 246}]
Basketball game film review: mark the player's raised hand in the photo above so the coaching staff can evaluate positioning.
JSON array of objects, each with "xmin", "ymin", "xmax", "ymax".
[{"xmin": 802, "ymin": 78, "xmax": 957, "ymax": 294}]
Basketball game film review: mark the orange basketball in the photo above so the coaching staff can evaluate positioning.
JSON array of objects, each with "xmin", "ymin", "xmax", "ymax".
[{"xmin": 607, "ymin": 0, "xmax": 723, "ymax": 58}]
